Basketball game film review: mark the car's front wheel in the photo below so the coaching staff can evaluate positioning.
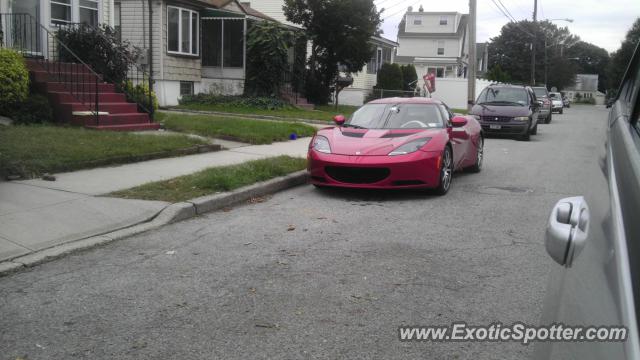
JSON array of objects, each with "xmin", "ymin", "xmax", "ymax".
[
  {"xmin": 435, "ymin": 146, "xmax": 453, "ymax": 195},
  {"xmin": 546, "ymin": 113, "xmax": 552, "ymax": 124}
]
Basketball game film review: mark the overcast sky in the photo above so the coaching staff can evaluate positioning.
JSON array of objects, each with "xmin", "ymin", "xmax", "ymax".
[{"xmin": 377, "ymin": 0, "xmax": 638, "ymax": 53}]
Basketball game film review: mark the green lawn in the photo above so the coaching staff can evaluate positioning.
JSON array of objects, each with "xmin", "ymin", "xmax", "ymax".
[
  {"xmin": 110, "ymin": 156, "xmax": 307, "ymax": 203},
  {"xmin": 158, "ymin": 112, "xmax": 316, "ymax": 144},
  {"xmin": 175, "ymin": 103, "xmax": 358, "ymax": 122},
  {"xmin": 0, "ymin": 125, "xmax": 206, "ymax": 178}
]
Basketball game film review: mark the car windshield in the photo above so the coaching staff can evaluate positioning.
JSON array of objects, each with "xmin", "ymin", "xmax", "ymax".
[
  {"xmin": 347, "ymin": 103, "xmax": 446, "ymax": 129},
  {"xmin": 533, "ymin": 88, "xmax": 548, "ymax": 98},
  {"xmin": 477, "ymin": 87, "xmax": 528, "ymax": 106},
  {"xmin": 549, "ymin": 92, "xmax": 561, "ymax": 99}
]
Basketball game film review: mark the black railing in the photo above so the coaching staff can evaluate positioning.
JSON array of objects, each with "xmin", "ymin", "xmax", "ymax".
[
  {"xmin": 0, "ymin": 13, "xmax": 101, "ymax": 125},
  {"xmin": 54, "ymin": 22, "xmax": 154, "ymax": 119}
]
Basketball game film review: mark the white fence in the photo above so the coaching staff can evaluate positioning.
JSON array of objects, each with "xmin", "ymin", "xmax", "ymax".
[{"xmin": 337, "ymin": 78, "xmax": 496, "ymax": 109}]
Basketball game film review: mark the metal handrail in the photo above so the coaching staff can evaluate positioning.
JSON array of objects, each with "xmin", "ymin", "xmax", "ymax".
[
  {"xmin": 54, "ymin": 22, "xmax": 154, "ymax": 118},
  {"xmin": 0, "ymin": 13, "xmax": 102, "ymax": 125}
]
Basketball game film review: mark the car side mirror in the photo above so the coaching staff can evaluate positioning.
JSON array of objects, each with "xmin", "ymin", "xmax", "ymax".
[
  {"xmin": 451, "ymin": 116, "xmax": 467, "ymax": 127},
  {"xmin": 536, "ymin": 100, "xmax": 543, "ymax": 107},
  {"xmin": 333, "ymin": 114, "xmax": 346, "ymax": 126}
]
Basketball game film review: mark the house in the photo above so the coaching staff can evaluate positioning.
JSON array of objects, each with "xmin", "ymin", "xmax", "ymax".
[
  {"xmin": 564, "ymin": 74, "xmax": 606, "ymax": 105},
  {"xmin": 394, "ymin": 8, "xmax": 470, "ymax": 83},
  {"xmin": 117, "ymin": 0, "xmax": 273, "ymax": 106},
  {"xmin": 248, "ymin": 0, "xmax": 398, "ymax": 106},
  {"xmin": 476, "ymin": 42, "xmax": 489, "ymax": 78}
]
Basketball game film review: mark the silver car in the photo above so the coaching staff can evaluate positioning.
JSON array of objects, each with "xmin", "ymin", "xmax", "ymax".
[
  {"xmin": 533, "ymin": 45, "xmax": 640, "ymax": 358},
  {"xmin": 549, "ymin": 92, "xmax": 564, "ymax": 114}
]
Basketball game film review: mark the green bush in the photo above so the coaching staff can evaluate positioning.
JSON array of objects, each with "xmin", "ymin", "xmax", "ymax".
[
  {"xmin": 57, "ymin": 24, "xmax": 137, "ymax": 85},
  {"xmin": 179, "ymin": 94, "xmax": 288, "ymax": 110},
  {"xmin": 0, "ymin": 48, "xmax": 29, "ymax": 115},
  {"xmin": 12, "ymin": 95, "xmax": 53, "ymax": 124},
  {"xmin": 375, "ymin": 63, "xmax": 404, "ymax": 91},
  {"xmin": 123, "ymin": 80, "xmax": 158, "ymax": 112},
  {"xmin": 401, "ymin": 64, "xmax": 418, "ymax": 91}
]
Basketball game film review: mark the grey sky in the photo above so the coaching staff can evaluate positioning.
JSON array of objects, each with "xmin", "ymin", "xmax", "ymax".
[{"xmin": 378, "ymin": 0, "xmax": 638, "ymax": 53}]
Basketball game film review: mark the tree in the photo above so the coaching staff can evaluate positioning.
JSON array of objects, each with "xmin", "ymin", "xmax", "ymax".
[
  {"xmin": 565, "ymin": 41, "xmax": 610, "ymax": 92},
  {"xmin": 376, "ymin": 63, "xmax": 403, "ymax": 90},
  {"xmin": 284, "ymin": 0, "xmax": 382, "ymax": 104},
  {"xmin": 486, "ymin": 64, "xmax": 511, "ymax": 83},
  {"xmin": 607, "ymin": 18, "xmax": 640, "ymax": 91},
  {"xmin": 488, "ymin": 20, "xmax": 579, "ymax": 89},
  {"xmin": 245, "ymin": 21, "xmax": 295, "ymax": 97},
  {"xmin": 401, "ymin": 64, "xmax": 418, "ymax": 91}
]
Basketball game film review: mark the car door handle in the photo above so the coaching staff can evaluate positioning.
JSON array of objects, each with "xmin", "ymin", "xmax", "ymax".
[{"xmin": 545, "ymin": 196, "xmax": 590, "ymax": 267}]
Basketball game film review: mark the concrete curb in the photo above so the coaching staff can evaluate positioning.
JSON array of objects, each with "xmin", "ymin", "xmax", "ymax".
[
  {"xmin": 0, "ymin": 171, "xmax": 309, "ymax": 277},
  {"xmin": 161, "ymin": 108, "xmax": 331, "ymax": 126}
]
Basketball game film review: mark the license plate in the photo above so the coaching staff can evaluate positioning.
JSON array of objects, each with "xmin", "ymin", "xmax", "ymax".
[{"xmin": 490, "ymin": 124, "xmax": 502, "ymax": 130}]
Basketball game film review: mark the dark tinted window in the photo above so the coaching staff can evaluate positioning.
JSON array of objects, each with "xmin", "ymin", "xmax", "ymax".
[
  {"xmin": 533, "ymin": 87, "xmax": 548, "ymax": 98},
  {"xmin": 477, "ymin": 87, "xmax": 529, "ymax": 106}
]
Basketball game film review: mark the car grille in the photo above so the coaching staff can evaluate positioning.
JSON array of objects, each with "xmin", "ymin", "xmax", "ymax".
[
  {"xmin": 481, "ymin": 116, "xmax": 513, "ymax": 122},
  {"xmin": 325, "ymin": 166, "xmax": 390, "ymax": 184}
]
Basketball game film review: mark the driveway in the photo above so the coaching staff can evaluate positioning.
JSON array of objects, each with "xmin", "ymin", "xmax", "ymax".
[{"xmin": 0, "ymin": 106, "xmax": 608, "ymax": 359}]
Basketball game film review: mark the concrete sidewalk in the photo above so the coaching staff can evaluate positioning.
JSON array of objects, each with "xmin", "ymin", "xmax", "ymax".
[{"xmin": 0, "ymin": 137, "xmax": 311, "ymax": 261}]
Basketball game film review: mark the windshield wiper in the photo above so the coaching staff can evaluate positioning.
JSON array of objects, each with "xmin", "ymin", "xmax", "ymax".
[
  {"xmin": 480, "ymin": 101, "xmax": 524, "ymax": 106},
  {"xmin": 343, "ymin": 123, "xmax": 367, "ymax": 129}
]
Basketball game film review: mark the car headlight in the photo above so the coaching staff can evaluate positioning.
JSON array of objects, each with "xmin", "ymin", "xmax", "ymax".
[
  {"xmin": 388, "ymin": 138, "xmax": 431, "ymax": 156},
  {"xmin": 312, "ymin": 135, "xmax": 331, "ymax": 154},
  {"xmin": 513, "ymin": 116, "xmax": 529, "ymax": 121}
]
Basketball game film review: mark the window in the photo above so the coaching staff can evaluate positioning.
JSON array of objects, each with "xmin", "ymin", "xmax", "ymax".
[
  {"xmin": 366, "ymin": 52, "xmax": 377, "ymax": 74},
  {"xmin": 167, "ymin": 6, "xmax": 198, "ymax": 56},
  {"xmin": 51, "ymin": 0, "xmax": 72, "ymax": 24},
  {"xmin": 428, "ymin": 66, "xmax": 445, "ymax": 78},
  {"xmin": 201, "ymin": 19, "xmax": 244, "ymax": 68},
  {"xmin": 440, "ymin": 16, "xmax": 448, "ymax": 25},
  {"xmin": 79, "ymin": 0, "xmax": 98, "ymax": 26},
  {"xmin": 413, "ymin": 18, "xmax": 422, "ymax": 25},
  {"xmin": 180, "ymin": 81, "xmax": 194, "ymax": 96},
  {"xmin": 223, "ymin": 20, "xmax": 244, "ymax": 68},
  {"xmin": 437, "ymin": 41, "xmax": 445, "ymax": 56},
  {"xmin": 376, "ymin": 48, "xmax": 383, "ymax": 71},
  {"xmin": 114, "ymin": 2, "xmax": 121, "ymax": 41}
]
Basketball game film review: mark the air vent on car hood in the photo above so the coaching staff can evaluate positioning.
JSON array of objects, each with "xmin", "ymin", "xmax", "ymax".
[
  {"xmin": 341, "ymin": 132, "xmax": 366, "ymax": 138},
  {"xmin": 381, "ymin": 132, "xmax": 411, "ymax": 138}
]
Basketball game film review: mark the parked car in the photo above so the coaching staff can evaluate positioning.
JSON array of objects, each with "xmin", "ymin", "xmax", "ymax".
[
  {"xmin": 533, "ymin": 44, "xmax": 640, "ymax": 359},
  {"xmin": 307, "ymin": 97, "xmax": 483, "ymax": 195},
  {"xmin": 469, "ymin": 84, "xmax": 540, "ymax": 141},
  {"xmin": 532, "ymin": 86, "xmax": 553, "ymax": 123},
  {"xmin": 562, "ymin": 95, "xmax": 571, "ymax": 108},
  {"xmin": 549, "ymin": 92, "xmax": 564, "ymax": 114}
]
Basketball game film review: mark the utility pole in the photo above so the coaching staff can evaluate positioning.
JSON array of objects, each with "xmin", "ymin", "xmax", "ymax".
[
  {"xmin": 530, "ymin": 0, "xmax": 537, "ymax": 85},
  {"xmin": 467, "ymin": 0, "xmax": 477, "ymax": 111}
]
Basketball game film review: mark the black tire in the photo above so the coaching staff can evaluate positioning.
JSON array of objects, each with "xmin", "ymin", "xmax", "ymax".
[
  {"xmin": 468, "ymin": 136, "xmax": 483, "ymax": 173},
  {"xmin": 559, "ymin": 108, "xmax": 563, "ymax": 114},
  {"xmin": 520, "ymin": 128, "xmax": 531, "ymax": 141},
  {"xmin": 531, "ymin": 122, "xmax": 538, "ymax": 135},
  {"xmin": 546, "ymin": 113, "xmax": 552, "ymax": 124},
  {"xmin": 434, "ymin": 146, "xmax": 453, "ymax": 195}
]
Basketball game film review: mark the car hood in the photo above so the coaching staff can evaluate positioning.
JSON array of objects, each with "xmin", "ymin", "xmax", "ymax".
[
  {"xmin": 471, "ymin": 104, "xmax": 531, "ymax": 117},
  {"xmin": 317, "ymin": 127, "xmax": 444, "ymax": 156}
]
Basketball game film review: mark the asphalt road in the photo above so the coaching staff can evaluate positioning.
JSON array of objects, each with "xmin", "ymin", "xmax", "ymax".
[{"xmin": 0, "ymin": 105, "xmax": 609, "ymax": 360}]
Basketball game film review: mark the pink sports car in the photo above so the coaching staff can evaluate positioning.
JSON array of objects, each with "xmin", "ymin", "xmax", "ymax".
[{"xmin": 307, "ymin": 97, "xmax": 483, "ymax": 195}]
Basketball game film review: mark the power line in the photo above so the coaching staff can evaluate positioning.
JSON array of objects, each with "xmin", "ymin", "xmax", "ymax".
[
  {"xmin": 382, "ymin": 0, "xmax": 421, "ymax": 20},
  {"xmin": 496, "ymin": 0, "xmax": 517, "ymax": 22},
  {"xmin": 489, "ymin": 0, "xmax": 533, "ymax": 36}
]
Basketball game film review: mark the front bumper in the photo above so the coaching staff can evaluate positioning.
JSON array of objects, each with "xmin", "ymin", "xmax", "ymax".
[
  {"xmin": 479, "ymin": 120, "xmax": 529, "ymax": 136},
  {"xmin": 307, "ymin": 149, "xmax": 442, "ymax": 189},
  {"xmin": 538, "ymin": 108, "xmax": 550, "ymax": 118},
  {"xmin": 551, "ymin": 104, "xmax": 563, "ymax": 112}
]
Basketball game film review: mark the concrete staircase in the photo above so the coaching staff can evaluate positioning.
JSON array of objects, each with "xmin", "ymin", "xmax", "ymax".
[
  {"xmin": 26, "ymin": 59, "xmax": 160, "ymax": 131},
  {"xmin": 281, "ymin": 85, "xmax": 314, "ymax": 111}
]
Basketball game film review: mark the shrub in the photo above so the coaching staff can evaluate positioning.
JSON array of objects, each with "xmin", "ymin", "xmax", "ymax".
[
  {"xmin": 375, "ymin": 63, "xmax": 403, "ymax": 91},
  {"xmin": 401, "ymin": 64, "xmax": 418, "ymax": 91},
  {"xmin": 304, "ymin": 70, "xmax": 332, "ymax": 105},
  {"xmin": 12, "ymin": 95, "xmax": 53, "ymax": 124},
  {"xmin": 0, "ymin": 48, "xmax": 29, "ymax": 116},
  {"xmin": 56, "ymin": 24, "xmax": 138, "ymax": 85},
  {"xmin": 179, "ymin": 94, "xmax": 288, "ymax": 110},
  {"xmin": 245, "ymin": 21, "xmax": 295, "ymax": 97},
  {"xmin": 123, "ymin": 80, "xmax": 158, "ymax": 112}
]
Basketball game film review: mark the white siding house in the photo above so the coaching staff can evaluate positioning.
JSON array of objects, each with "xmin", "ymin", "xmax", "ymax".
[{"xmin": 395, "ymin": 9, "xmax": 470, "ymax": 90}]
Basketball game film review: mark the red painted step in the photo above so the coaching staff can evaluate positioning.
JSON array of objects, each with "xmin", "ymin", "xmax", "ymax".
[
  {"xmin": 38, "ymin": 82, "xmax": 116, "ymax": 93},
  {"xmin": 60, "ymin": 102, "xmax": 138, "ymax": 114},
  {"xmin": 31, "ymin": 70, "xmax": 101, "ymax": 83},
  {"xmin": 48, "ymin": 91, "xmax": 126, "ymax": 103},
  {"xmin": 74, "ymin": 113, "xmax": 151, "ymax": 127},
  {"xmin": 25, "ymin": 59, "xmax": 95, "ymax": 74}
]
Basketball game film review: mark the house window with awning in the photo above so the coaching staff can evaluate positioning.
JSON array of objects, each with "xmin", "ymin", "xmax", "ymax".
[{"xmin": 202, "ymin": 16, "xmax": 245, "ymax": 68}]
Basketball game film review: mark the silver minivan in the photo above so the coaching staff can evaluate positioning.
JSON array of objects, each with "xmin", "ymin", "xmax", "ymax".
[{"xmin": 533, "ymin": 44, "xmax": 640, "ymax": 358}]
